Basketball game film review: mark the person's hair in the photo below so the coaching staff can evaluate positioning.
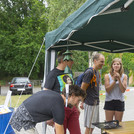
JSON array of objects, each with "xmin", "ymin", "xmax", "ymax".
[
  {"xmin": 110, "ymin": 58, "xmax": 124, "ymax": 76},
  {"xmin": 57, "ymin": 50, "xmax": 66, "ymax": 63},
  {"xmin": 62, "ymin": 85, "xmax": 86, "ymax": 99},
  {"xmin": 93, "ymin": 53, "xmax": 104, "ymax": 62}
]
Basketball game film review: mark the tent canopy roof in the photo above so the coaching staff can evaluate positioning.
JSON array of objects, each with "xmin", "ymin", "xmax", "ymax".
[{"xmin": 45, "ymin": 0, "xmax": 134, "ymax": 53}]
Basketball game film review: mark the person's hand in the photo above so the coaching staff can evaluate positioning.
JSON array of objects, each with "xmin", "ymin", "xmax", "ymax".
[
  {"xmin": 113, "ymin": 74, "xmax": 117, "ymax": 82},
  {"xmin": 116, "ymin": 72, "xmax": 120, "ymax": 79},
  {"xmin": 114, "ymin": 71, "xmax": 120, "ymax": 81},
  {"xmin": 114, "ymin": 77, "xmax": 117, "ymax": 82},
  {"xmin": 46, "ymin": 119, "xmax": 54, "ymax": 127},
  {"xmin": 80, "ymin": 102, "xmax": 84, "ymax": 110}
]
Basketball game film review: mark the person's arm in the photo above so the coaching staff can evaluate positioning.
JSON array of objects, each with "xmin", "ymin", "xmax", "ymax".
[
  {"xmin": 105, "ymin": 74, "xmax": 116, "ymax": 93},
  {"xmin": 81, "ymin": 82, "xmax": 90, "ymax": 92},
  {"xmin": 80, "ymin": 82, "xmax": 89, "ymax": 109},
  {"xmin": 52, "ymin": 97, "xmax": 65, "ymax": 133},
  {"xmin": 118, "ymin": 74, "xmax": 127, "ymax": 93},
  {"xmin": 55, "ymin": 123, "xmax": 64, "ymax": 134},
  {"xmin": 80, "ymin": 70, "xmax": 92, "ymax": 109}
]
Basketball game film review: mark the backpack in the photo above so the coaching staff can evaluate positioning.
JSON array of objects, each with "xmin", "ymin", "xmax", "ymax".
[{"xmin": 75, "ymin": 67, "xmax": 94, "ymax": 87}]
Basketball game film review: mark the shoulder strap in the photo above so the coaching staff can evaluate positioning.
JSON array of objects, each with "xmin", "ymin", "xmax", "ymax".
[
  {"xmin": 108, "ymin": 73, "xmax": 112, "ymax": 81},
  {"xmin": 89, "ymin": 67, "xmax": 98, "ymax": 87},
  {"xmin": 88, "ymin": 67, "xmax": 94, "ymax": 79},
  {"xmin": 84, "ymin": 67, "xmax": 94, "ymax": 82}
]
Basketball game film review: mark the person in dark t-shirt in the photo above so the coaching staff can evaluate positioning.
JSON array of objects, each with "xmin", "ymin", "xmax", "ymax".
[
  {"xmin": 10, "ymin": 85, "xmax": 86, "ymax": 134},
  {"xmin": 80, "ymin": 53, "xmax": 105, "ymax": 134},
  {"xmin": 44, "ymin": 50, "xmax": 74, "ymax": 93},
  {"xmin": 44, "ymin": 50, "xmax": 82, "ymax": 134}
]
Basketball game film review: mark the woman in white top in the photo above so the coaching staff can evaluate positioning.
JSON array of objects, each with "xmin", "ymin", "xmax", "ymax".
[{"xmin": 104, "ymin": 58, "xmax": 127, "ymax": 122}]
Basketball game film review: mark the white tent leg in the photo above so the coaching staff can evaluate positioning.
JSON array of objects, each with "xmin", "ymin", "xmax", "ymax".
[
  {"xmin": 50, "ymin": 50, "xmax": 56, "ymax": 70},
  {"xmin": 42, "ymin": 50, "xmax": 56, "ymax": 134},
  {"xmin": 42, "ymin": 50, "xmax": 50, "ymax": 134},
  {"xmin": 42, "ymin": 50, "xmax": 51, "ymax": 88}
]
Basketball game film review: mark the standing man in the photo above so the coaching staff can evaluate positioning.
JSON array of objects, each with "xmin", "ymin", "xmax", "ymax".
[
  {"xmin": 44, "ymin": 49, "xmax": 74, "ymax": 93},
  {"xmin": 10, "ymin": 85, "xmax": 86, "ymax": 134},
  {"xmin": 80, "ymin": 53, "xmax": 105, "ymax": 134},
  {"xmin": 44, "ymin": 49, "xmax": 81, "ymax": 134}
]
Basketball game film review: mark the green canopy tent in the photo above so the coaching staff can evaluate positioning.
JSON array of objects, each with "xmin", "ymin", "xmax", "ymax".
[
  {"xmin": 45, "ymin": 0, "xmax": 134, "ymax": 53},
  {"xmin": 44, "ymin": 0, "xmax": 134, "ymax": 77},
  {"xmin": 42, "ymin": 0, "xmax": 134, "ymax": 133}
]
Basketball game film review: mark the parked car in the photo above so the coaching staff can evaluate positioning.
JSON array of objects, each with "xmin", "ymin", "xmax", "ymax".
[{"xmin": 9, "ymin": 77, "xmax": 33, "ymax": 95}]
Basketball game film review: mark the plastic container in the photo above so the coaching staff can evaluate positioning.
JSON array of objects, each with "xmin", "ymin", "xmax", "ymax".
[{"xmin": 0, "ymin": 107, "xmax": 15, "ymax": 134}]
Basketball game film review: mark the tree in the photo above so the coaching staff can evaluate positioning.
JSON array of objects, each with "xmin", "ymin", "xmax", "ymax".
[
  {"xmin": 122, "ymin": 53, "xmax": 134, "ymax": 84},
  {"xmin": 0, "ymin": 0, "xmax": 48, "ymax": 79},
  {"xmin": 45, "ymin": 0, "xmax": 87, "ymax": 31},
  {"xmin": 72, "ymin": 50, "xmax": 88, "ymax": 72}
]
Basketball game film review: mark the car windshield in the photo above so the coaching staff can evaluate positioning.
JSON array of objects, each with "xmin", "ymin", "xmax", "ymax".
[{"xmin": 12, "ymin": 78, "xmax": 30, "ymax": 83}]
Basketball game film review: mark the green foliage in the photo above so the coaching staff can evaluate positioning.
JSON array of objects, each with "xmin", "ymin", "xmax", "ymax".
[
  {"xmin": 72, "ymin": 50, "xmax": 89, "ymax": 72},
  {"xmin": 45, "ymin": 0, "xmax": 86, "ymax": 31},
  {"xmin": 0, "ymin": 0, "xmax": 88, "ymax": 81},
  {"xmin": 0, "ymin": 0, "xmax": 48, "ymax": 79},
  {"xmin": 122, "ymin": 53, "xmax": 134, "ymax": 75}
]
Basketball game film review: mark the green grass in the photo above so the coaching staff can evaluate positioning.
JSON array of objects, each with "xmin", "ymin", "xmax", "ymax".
[{"xmin": 0, "ymin": 95, "xmax": 31, "ymax": 108}]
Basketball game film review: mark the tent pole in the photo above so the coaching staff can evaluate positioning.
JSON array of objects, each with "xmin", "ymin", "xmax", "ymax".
[
  {"xmin": 42, "ymin": 50, "xmax": 56, "ymax": 134},
  {"xmin": 42, "ymin": 50, "xmax": 51, "ymax": 87},
  {"xmin": 42, "ymin": 50, "xmax": 51, "ymax": 134},
  {"xmin": 50, "ymin": 50, "xmax": 56, "ymax": 70}
]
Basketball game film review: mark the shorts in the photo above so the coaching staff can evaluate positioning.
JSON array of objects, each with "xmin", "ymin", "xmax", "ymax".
[
  {"xmin": 10, "ymin": 103, "xmax": 36, "ymax": 131},
  {"xmin": 104, "ymin": 100, "xmax": 125, "ymax": 111},
  {"xmin": 84, "ymin": 103, "xmax": 99, "ymax": 128}
]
